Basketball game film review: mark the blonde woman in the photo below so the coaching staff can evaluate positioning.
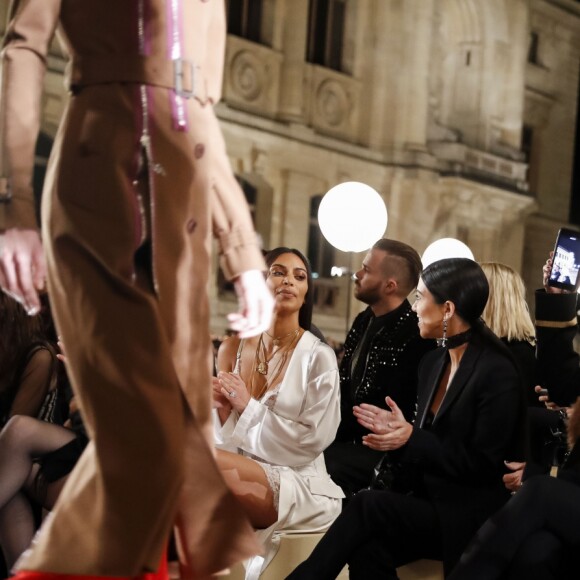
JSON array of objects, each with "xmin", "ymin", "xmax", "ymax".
[
  {"xmin": 480, "ymin": 262, "xmax": 537, "ymax": 404},
  {"xmin": 480, "ymin": 262, "xmax": 545, "ymax": 492}
]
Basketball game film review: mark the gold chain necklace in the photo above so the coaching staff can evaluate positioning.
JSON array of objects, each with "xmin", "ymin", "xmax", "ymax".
[
  {"xmin": 256, "ymin": 329, "xmax": 300, "ymax": 375},
  {"xmin": 250, "ymin": 329, "xmax": 302, "ymax": 400},
  {"xmin": 265, "ymin": 328, "xmax": 301, "ymax": 347}
]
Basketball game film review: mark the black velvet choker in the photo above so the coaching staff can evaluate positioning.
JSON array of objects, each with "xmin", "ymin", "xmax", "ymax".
[{"xmin": 437, "ymin": 328, "xmax": 473, "ymax": 349}]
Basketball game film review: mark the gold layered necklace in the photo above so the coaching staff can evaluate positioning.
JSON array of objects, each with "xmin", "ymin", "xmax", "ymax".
[
  {"xmin": 250, "ymin": 329, "xmax": 302, "ymax": 400},
  {"xmin": 265, "ymin": 328, "xmax": 301, "ymax": 347},
  {"xmin": 256, "ymin": 329, "xmax": 300, "ymax": 375}
]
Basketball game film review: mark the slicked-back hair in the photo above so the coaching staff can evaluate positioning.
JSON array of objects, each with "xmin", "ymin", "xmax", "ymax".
[
  {"xmin": 421, "ymin": 257, "xmax": 515, "ymax": 359},
  {"xmin": 421, "ymin": 258, "xmax": 488, "ymax": 323},
  {"xmin": 372, "ymin": 238, "xmax": 422, "ymax": 295},
  {"xmin": 265, "ymin": 247, "xmax": 313, "ymax": 331}
]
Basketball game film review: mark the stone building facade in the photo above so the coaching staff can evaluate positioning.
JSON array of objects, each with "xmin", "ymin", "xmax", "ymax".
[{"xmin": 1, "ymin": 0, "xmax": 579, "ymax": 340}]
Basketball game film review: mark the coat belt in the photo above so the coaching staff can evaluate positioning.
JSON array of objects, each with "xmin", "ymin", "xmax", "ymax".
[{"xmin": 67, "ymin": 55, "xmax": 207, "ymax": 101}]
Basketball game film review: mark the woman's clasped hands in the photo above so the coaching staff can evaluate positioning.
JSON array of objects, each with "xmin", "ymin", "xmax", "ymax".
[
  {"xmin": 212, "ymin": 371, "xmax": 250, "ymax": 414},
  {"xmin": 354, "ymin": 396, "xmax": 413, "ymax": 451}
]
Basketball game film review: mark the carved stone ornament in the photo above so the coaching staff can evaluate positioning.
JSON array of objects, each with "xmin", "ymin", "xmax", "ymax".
[
  {"xmin": 315, "ymin": 79, "xmax": 349, "ymax": 128},
  {"xmin": 229, "ymin": 49, "xmax": 264, "ymax": 102}
]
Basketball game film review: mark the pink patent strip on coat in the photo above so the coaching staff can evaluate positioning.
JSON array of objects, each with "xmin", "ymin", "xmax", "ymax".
[
  {"xmin": 137, "ymin": 0, "xmax": 152, "ymax": 56},
  {"xmin": 167, "ymin": 0, "xmax": 189, "ymax": 131}
]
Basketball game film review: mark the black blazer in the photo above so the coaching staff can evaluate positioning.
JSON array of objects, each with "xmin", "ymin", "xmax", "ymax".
[
  {"xmin": 535, "ymin": 290, "xmax": 580, "ymax": 406},
  {"xmin": 397, "ymin": 336, "xmax": 527, "ymax": 573}
]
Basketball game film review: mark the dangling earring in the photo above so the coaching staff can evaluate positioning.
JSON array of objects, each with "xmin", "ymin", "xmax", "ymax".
[{"xmin": 437, "ymin": 316, "xmax": 448, "ymax": 348}]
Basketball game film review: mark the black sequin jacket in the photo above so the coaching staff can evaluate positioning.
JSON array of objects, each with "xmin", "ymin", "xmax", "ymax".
[{"xmin": 336, "ymin": 300, "xmax": 435, "ymax": 442}]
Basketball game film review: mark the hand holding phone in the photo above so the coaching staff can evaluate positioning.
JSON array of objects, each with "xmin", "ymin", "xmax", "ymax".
[{"xmin": 547, "ymin": 228, "xmax": 580, "ymax": 292}]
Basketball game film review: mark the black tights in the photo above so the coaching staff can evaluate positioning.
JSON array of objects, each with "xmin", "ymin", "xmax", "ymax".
[{"xmin": 0, "ymin": 415, "xmax": 76, "ymax": 570}]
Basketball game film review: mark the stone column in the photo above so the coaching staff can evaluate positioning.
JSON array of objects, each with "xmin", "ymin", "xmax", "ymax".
[
  {"xmin": 277, "ymin": 0, "xmax": 310, "ymax": 122},
  {"xmin": 365, "ymin": 0, "xmax": 435, "ymax": 151},
  {"xmin": 498, "ymin": 0, "xmax": 529, "ymax": 151},
  {"xmin": 394, "ymin": 0, "xmax": 435, "ymax": 150}
]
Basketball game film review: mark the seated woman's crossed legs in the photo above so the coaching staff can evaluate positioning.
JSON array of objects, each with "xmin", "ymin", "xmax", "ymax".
[{"xmin": 215, "ymin": 449, "xmax": 278, "ymax": 529}]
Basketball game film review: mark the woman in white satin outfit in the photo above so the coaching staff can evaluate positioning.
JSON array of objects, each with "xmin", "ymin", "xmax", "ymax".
[{"xmin": 213, "ymin": 248, "xmax": 344, "ymax": 579}]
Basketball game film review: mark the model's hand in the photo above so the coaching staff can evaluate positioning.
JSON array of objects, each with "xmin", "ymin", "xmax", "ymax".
[
  {"xmin": 503, "ymin": 461, "xmax": 525, "ymax": 493},
  {"xmin": 216, "ymin": 370, "xmax": 251, "ymax": 413},
  {"xmin": 359, "ymin": 396, "xmax": 413, "ymax": 451},
  {"xmin": 0, "ymin": 228, "xmax": 46, "ymax": 315},
  {"xmin": 228, "ymin": 269, "xmax": 274, "ymax": 338}
]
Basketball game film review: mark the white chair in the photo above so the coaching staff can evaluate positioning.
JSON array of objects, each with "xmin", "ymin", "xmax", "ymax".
[
  {"xmin": 398, "ymin": 559, "xmax": 444, "ymax": 580},
  {"xmin": 222, "ymin": 532, "xmax": 443, "ymax": 579}
]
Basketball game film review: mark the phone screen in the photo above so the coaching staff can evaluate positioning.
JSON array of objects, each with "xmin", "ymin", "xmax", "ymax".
[{"xmin": 549, "ymin": 229, "xmax": 580, "ymax": 290}]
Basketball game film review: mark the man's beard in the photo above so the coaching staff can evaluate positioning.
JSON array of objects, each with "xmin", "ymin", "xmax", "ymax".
[{"xmin": 354, "ymin": 283, "xmax": 381, "ymax": 306}]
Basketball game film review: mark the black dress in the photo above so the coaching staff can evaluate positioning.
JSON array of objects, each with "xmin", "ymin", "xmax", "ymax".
[{"xmin": 33, "ymin": 377, "xmax": 88, "ymax": 498}]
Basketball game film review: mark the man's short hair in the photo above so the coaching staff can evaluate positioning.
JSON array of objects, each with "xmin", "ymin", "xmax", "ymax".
[{"xmin": 372, "ymin": 238, "xmax": 422, "ymax": 295}]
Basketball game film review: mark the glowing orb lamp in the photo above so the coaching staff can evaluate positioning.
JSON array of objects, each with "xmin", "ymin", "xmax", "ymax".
[
  {"xmin": 318, "ymin": 182, "xmax": 388, "ymax": 253},
  {"xmin": 421, "ymin": 238, "xmax": 474, "ymax": 268}
]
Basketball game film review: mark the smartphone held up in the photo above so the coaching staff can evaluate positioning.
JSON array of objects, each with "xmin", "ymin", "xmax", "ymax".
[{"xmin": 548, "ymin": 228, "xmax": 580, "ymax": 292}]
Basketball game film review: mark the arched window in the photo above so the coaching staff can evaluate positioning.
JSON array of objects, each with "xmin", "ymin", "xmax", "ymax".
[
  {"xmin": 527, "ymin": 32, "xmax": 541, "ymax": 65},
  {"xmin": 237, "ymin": 175, "xmax": 258, "ymax": 224},
  {"xmin": 307, "ymin": 0, "xmax": 346, "ymax": 72},
  {"xmin": 226, "ymin": 0, "xmax": 264, "ymax": 44},
  {"xmin": 307, "ymin": 195, "xmax": 335, "ymax": 278}
]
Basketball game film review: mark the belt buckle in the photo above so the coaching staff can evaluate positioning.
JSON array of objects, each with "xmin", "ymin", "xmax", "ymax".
[{"xmin": 173, "ymin": 58, "xmax": 195, "ymax": 99}]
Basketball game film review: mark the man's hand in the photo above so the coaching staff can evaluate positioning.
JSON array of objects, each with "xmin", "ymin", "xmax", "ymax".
[
  {"xmin": 0, "ymin": 228, "xmax": 46, "ymax": 315},
  {"xmin": 228, "ymin": 269, "xmax": 274, "ymax": 338}
]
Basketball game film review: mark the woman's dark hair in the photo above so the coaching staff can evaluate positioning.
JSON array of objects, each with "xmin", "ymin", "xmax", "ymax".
[
  {"xmin": 422, "ymin": 258, "xmax": 527, "ymax": 460},
  {"xmin": 421, "ymin": 257, "xmax": 519, "ymax": 361},
  {"xmin": 264, "ymin": 247, "xmax": 313, "ymax": 331},
  {"xmin": 0, "ymin": 292, "xmax": 45, "ymax": 384},
  {"xmin": 421, "ymin": 258, "xmax": 489, "ymax": 324},
  {"xmin": 0, "ymin": 292, "xmax": 57, "ymax": 423}
]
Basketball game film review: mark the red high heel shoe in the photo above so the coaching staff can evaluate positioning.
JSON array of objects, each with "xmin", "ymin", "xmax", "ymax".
[{"xmin": 141, "ymin": 549, "xmax": 169, "ymax": 580}]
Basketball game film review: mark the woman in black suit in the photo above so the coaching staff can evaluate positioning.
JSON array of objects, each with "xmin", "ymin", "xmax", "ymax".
[
  {"xmin": 287, "ymin": 258, "xmax": 526, "ymax": 579},
  {"xmin": 446, "ymin": 254, "xmax": 580, "ymax": 580}
]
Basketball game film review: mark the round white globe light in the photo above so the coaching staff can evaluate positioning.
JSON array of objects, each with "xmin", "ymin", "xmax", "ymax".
[
  {"xmin": 318, "ymin": 182, "xmax": 388, "ymax": 253},
  {"xmin": 421, "ymin": 238, "xmax": 474, "ymax": 268}
]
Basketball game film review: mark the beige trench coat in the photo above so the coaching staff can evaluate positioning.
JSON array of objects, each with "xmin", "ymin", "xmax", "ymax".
[{"xmin": 0, "ymin": 0, "xmax": 264, "ymax": 577}]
